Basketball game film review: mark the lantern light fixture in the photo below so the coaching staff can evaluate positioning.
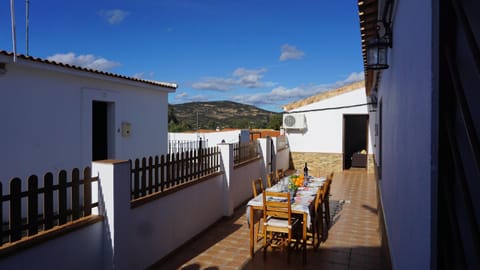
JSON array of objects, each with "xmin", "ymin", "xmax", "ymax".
[
  {"xmin": 366, "ymin": 0, "xmax": 394, "ymax": 70},
  {"xmin": 366, "ymin": 38, "xmax": 390, "ymax": 70}
]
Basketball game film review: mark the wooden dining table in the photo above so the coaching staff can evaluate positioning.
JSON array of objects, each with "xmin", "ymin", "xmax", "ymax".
[{"xmin": 246, "ymin": 175, "xmax": 326, "ymax": 264}]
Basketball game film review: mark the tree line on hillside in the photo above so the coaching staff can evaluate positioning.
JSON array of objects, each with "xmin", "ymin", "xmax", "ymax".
[{"xmin": 168, "ymin": 106, "xmax": 283, "ymax": 132}]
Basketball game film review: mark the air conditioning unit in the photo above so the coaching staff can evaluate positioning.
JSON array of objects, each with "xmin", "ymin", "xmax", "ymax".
[{"xmin": 283, "ymin": 113, "xmax": 306, "ymax": 130}]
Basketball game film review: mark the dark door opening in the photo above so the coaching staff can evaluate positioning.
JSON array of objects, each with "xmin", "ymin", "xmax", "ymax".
[
  {"xmin": 343, "ymin": 115, "xmax": 368, "ymax": 169},
  {"xmin": 92, "ymin": 101, "xmax": 108, "ymax": 161}
]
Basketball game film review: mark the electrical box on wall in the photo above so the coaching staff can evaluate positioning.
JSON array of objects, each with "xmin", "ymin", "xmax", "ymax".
[{"xmin": 121, "ymin": 122, "xmax": 131, "ymax": 137}]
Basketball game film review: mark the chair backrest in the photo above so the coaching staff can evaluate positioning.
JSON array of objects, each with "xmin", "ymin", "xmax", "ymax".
[
  {"xmin": 252, "ymin": 177, "xmax": 264, "ymax": 197},
  {"xmin": 262, "ymin": 191, "xmax": 292, "ymax": 222},
  {"xmin": 276, "ymin": 168, "xmax": 284, "ymax": 180},
  {"xmin": 266, "ymin": 172, "xmax": 276, "ymax": 188},
  {"xmin": 328, "ymin": 172, "xmax": 334, "ymax": 182},
  {"xmin": 326, "ymin": 172, "xmax": 334, "ymax": 192},
  {"xmin": 314, "ymin": 185, "xmax": 325, "ymax": 213}
]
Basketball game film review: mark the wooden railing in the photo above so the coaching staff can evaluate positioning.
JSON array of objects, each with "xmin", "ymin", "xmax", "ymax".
[
  {"xmin": 130, "ymin": 146, "xmax": 221, "ymax": 200},
  {"xmin": 0, "ymin": 167, "xmax": 99, "ymax": 247},
  {"xmin": 233, "ymin": 141, "xmax": 259, "ymax": 165}
]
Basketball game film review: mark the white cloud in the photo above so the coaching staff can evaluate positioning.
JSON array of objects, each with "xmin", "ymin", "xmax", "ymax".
[
  {"xmin": 178, "ymin": 71, "xmax": 365, "ymax": 111},
  {"xmin": 233, "ymin": 85, "xmax": 320, "ymax": 106},
  {"xmin": 192, "ymin": 67, "xmax": 275, "ymax": 91},
  {"xmin": 132, "ymin": 71, "xmax": 155, "ymax": 79},
  {"xmin": 98, "ymin": 9, "xmax": 129, "ymax": 24},
  {"xmin": 175, "ymin": 92, "xmax": 188, "ymax": 99},
  {"xmin": 231, "ymin": 71, "xmax": 364, "ymax": 109},
  {"xmin": 182, "ymin": 94, "xmax": 208, "ymax": 102},
  {"xmin": 279, "ymin": 44, "xmax": 305, "ymax": 61},
  {"xmin": 338, "ymin": 71, "xmax": 364, "ymax": 85},
  {"xmin": 191, "ymin": 78, "xmax": 235, "ymax": 91},
  {"xmin": 47, "ymin": 52, "xmax": 120, "ymax": 71}
]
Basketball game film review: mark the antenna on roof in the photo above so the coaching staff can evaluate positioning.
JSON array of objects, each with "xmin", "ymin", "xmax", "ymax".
[
  {"xmin": 10, "ymin": 0, "xmax": 17, "ymax": 62},
  {"xmin": 26, "ymin": 0, "xmax": 30, "ymax": 56}
]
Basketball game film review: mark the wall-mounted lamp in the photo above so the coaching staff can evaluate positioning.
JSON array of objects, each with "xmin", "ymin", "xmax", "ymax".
[
  {"xmin": 366, "ymin": 0, "xmax": 394, "ymax": 70},
  {"xmin": 366, "ymin": 38, "xmax": 389, "ymax": 70}
]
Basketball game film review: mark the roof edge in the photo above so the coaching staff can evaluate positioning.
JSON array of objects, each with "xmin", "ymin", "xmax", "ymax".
[
  {"xmin": 283, "ymin": 80, "xmax": 366, "ymax": 111},
  {"xmin": 0, "ymin": 51, "xmax": 178, "ymax": 89}
]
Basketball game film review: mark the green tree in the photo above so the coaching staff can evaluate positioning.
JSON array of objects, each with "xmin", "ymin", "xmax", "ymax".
[
  {"xmin": 266, "ymin": 114, "xmax": 282, "ymax": 130},
  {"xmin": 168, "ymin": 105, "xmax": 178, "ymax": 124},
  {"xmin": 169, "ymin": 120, "xmax": 191, "ymax": 132}
]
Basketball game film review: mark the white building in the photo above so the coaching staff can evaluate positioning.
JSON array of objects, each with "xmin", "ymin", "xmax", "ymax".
[
  {"xmin": 283, "ymin": 81, "xmax": 373, "ymax": 173},
  {"xmin": 168, "ymin": 129, "xmax": 250, "ymax": 146},
  {"xmin": 358, "ymin": 0, "xmax": 480, "ymax": 269},
  {"xmin": 0, "ymin": 51, "xmax": 177, "ymax": 182}
]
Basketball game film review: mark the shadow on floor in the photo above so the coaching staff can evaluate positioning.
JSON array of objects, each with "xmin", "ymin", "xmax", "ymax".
[
  {"xmin": 241, "ymin": 246, "xmax": 384, "ymax": 270},
  {"xmin": 148, "ymin": 208, "xmax": 244, "ymax": 270}
]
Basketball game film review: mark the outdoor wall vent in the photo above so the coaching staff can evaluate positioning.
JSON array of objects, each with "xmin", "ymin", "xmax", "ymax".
[{"xmin": 283, "ymin": 113, "xmax": 306, "ymax": 130}]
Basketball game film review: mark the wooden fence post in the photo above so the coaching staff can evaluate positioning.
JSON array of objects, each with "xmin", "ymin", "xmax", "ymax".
[
  {"xmin": 72, "ymin": 168, "xmax": 80, "ymax": 220},
  {"xmin": 84, "ymin": 167, "xmax": 92, "ymax": 216},
  {"xmin": 27, "ymin": 175, "xmax": 39, "ymax": 236},
  {"xmin": 10, "ymin": 178, "xmax": 22, "ymax": 242},
  {"xmin": 44, "ymin": 173, "xmax": 54, "ymax": 230},
  {"xmin": 58, "ymin": 170, "xmax": 67, "ymax": 225}
]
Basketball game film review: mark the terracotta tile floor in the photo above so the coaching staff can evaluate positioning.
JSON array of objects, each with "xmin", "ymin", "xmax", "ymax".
[{"xmin": 152, "ymin": 170, "xmax": 384, "ymax": 270}]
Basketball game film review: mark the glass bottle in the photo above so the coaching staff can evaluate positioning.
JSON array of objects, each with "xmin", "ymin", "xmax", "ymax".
[{"xmin": 303, "ymin": 162, "xmax": 308, "ymax": 177}]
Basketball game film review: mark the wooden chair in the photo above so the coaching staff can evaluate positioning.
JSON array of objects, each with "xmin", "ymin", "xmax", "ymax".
[
  {"xmin": 252, "ymin": 177, "xmax": 264, "ymax": 197},
  {"xmin": 323, "ymin": 172, "xmax": 334, "ymax": 232},
  {"xmin": 262, "ymin": 191, "xmax": 300, "ymax": 263},
  {"xmin": 276, "ymin": 168, "xmax": 284, "ymax": 181},
  {"xmin": 307, "ymin": 184, "xmax": 325, "ymax": 249},
  {"xmin": 252, "ymin": 178, "xmax": 264, "ymax": 241},
  {"xmin": 266, "ymin": 172, "xmax": 276, "ymax": 188}
]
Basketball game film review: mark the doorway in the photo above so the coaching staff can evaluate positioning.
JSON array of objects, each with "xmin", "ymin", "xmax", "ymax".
[
  {"xmin": 92, "ymin": 101, "xmax": 110, "ymax": 161},
  {"xmin": 343, "ymin": 114, "xmax": 369, "ymax": 169}
]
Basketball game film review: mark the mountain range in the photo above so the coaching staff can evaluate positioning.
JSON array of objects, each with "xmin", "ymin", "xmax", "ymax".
[{"xmin": 168, "ymin": 101, "xmax": 282, "ymax": 131}]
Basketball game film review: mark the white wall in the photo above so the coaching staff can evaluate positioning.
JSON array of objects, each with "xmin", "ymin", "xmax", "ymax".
[
  {"xmin": 231, "ymin": 158, "xmax": 264, "ymax": 207},
  {"xmin": 168, "ymin": 129, "xmax": 250, "ymax": 145},
  {"xmin": 286, "ymin": 88, "xmax": 372, "ymax": 154},
  {"xmin": 0, "ymin": 136, "xmax": 284, "ymax": 269},
  {"xmin": 375, "ymin": 0, "xmax": 433, "ymax": 268},
  {"xmin": 0, "ymin": 222, "xmax": 104, "ymax": 270},
  {"xmin": 128, "ymin": 174, "xmax": 225, "ymax": 269},
  {"xmin": 275, "ymin": 148, "xmax": 290, "ymax": 173},
  {"xmin": 0, "ymin": 59, "xmax": 173, "ymax": 182},
  {"xmin": 271, "ymin": 136, "xmax": 290, "ymax": 172},
  {"xmin": 92, "ymin": 145, "xmax": 265, "ymax": 269},
  {"xmin": 91, "ymin": 159, "xmax": 225, "ymax": 269}
]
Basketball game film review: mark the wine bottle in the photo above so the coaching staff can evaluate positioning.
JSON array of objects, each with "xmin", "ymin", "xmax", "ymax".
[{"xmin": 303, "ymin": 162, "xmax": 308, "ymax": 177}]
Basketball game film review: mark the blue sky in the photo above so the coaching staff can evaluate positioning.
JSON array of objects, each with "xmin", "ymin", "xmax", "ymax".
[{"xmin": 0, "ymin": 0, "xmax": 364, "ymax": 112}]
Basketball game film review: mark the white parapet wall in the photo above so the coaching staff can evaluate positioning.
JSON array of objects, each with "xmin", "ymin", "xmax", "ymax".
[
  {"xmin": 0, "ymin": 218, "xmax": 104, "ymax": 270},
  {"xmin": 1, "ymin": 137, "xmax": 287, "ymax": 269},
  {"xmin": 168, "ymin": 129, "xmax": 250, "ymax": 146}
]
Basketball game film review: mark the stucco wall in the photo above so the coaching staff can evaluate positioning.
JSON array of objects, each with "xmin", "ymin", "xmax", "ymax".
[
  {"xmin": 168, "ymin": 129, "xmax": 250, "ymax": 146},
  {"xmin": 0, "ymin": 61, "xmax": 172, "ymax": 182},
  {"xmin": 375, "ymin": 0, "xmax": 433, "ymax": 268},
  {"xmin": 286, "ymin": 88, "xmax": 372, "ymax": 154},
  {"xmin": 128, "ymin": 174, "xmax": 225, "ymax": 269},
  {"xmin": 231, "ymin": 158, "xmax": 264, "ymax": 207},
  {"xmin": 0, "ymin": 221, "xmax": 104, "ymax": 270}
]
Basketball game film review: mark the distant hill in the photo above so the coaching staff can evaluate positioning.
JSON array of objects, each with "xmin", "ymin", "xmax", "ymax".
[{"xmin": 168, "ymin": 101, "xmax": 282, "ymax": 131}]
